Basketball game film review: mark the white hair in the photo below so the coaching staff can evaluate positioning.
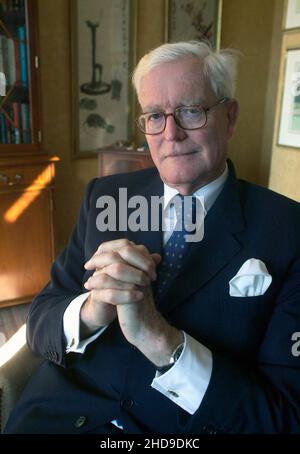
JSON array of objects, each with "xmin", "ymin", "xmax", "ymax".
[{"xmin": 132, "ymin": 40, "xmax": 239, "ymax": 100}]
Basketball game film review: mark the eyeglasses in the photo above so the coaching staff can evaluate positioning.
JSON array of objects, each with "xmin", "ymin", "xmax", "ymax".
[{"xmin": 137, "ymin": 97, "xmax": 229, "ymax": 135}]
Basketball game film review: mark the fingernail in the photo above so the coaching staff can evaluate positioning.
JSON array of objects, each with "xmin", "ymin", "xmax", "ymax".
[
  {"xmin": 84, "ymin": 278, "xmax": 90, "ymax": 289},
  {"xmin": 84, "ymin": 261, "xmax": 90, "ymax": 269}
]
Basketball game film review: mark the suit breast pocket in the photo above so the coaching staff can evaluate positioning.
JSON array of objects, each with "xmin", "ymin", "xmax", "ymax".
[
  {"xmin": 225, "ymin": 292, "xmax": 274, "ymax": 316},
  {"xmin": 220, "ymin": 293, "xmax": 274, "ymax": 356}
]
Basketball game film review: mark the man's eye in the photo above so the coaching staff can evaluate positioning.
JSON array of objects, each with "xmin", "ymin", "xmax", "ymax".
[
  {"xmin": 147, "ymin": 112, "xmax": 163, "ymax": 122},
  {"xmin": 182, "ymin": 108, "xmax": 202, "ymax": 118}
]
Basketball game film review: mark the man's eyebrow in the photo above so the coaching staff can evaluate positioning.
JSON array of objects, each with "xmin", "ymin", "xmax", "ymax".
[
  {"xmin": 141, "ymin": 99, "xmax": 208, "ymax": 113},
  {"xmin": 141, "ymin": 105, "xmax": 163, "ymax": 113}
]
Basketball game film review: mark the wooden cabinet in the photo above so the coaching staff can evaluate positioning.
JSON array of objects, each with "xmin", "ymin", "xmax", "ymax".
[
  {"xmin": 0, "ymin": 156, "xmax": 57, "ymax": 308},
  {"xmin": 97, "ymin": 148, "xmax": 154, "ymax": 177},
  {"xmin": 0, "ymin": 156, "xmax": 57, "ymax": 307},
  {"xmin": 0, "ymin": 1, "xmax": 57, "ymax": 308}
]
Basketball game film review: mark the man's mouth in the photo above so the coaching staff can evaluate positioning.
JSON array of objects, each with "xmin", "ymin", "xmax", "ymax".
[{"xmin": 165, "ymin": 150, "xmax": 198, "ymax": 158}]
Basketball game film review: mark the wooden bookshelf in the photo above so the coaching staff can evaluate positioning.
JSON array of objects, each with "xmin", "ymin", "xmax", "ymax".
[{"xmin": 0, "ymin": 0, "xmax": 57, "ymax": 307}]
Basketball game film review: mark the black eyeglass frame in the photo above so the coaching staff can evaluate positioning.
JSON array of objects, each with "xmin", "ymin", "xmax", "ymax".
[{"xmin": 136, "ymin": 97, "xmax": 230, "ymax": 135}]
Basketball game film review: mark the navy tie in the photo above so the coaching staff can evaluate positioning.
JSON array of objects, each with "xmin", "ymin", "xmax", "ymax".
[{"xmin": 154, "ymin": 195, "xmax": 197, "ymax": 302}]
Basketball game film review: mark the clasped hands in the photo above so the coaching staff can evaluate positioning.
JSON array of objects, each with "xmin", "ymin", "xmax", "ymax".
[{"xmin": 82, "ymin": 239, "xmax": 182, "ymax": 367}]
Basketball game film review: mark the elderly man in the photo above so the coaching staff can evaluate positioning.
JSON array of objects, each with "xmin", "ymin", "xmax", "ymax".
[{"xmin": 5, "ymin": 41, "xmax": 300, "ymax": 434}]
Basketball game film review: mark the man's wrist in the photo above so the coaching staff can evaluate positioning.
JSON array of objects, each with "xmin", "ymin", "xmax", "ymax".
[
  {"xmin": 137, "ymin": 327, "xmax": 184, "ymax": 368},
  {"xmin": 156, "ymin": 342, "xmax": 184, "ymax": 374},
  {"xmin": 80, "ymin": 295, "xmax": 102, "ymax": 338},
  {"xmin": 80, "ymin": 294, "xmax": 117, "ymax": 339}
]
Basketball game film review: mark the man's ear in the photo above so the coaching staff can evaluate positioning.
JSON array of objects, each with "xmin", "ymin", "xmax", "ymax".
[{"xmin": 226, "ymin": 99, "xmax": 239, "ymax": 139}]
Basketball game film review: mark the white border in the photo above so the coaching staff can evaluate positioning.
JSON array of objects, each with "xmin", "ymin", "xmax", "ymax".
[
  {"xmin": 278, "ymin": 49, "xmax": 300, "ymax": 148},
  {"xmin": 285, "ymin": 0, "xmax": 300, "ymax": 30}
]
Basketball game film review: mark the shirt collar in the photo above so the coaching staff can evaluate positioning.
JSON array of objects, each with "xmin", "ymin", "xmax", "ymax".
[{"xmin": 163, "ymin": 163, "xmax": 229, "ymax": 214}]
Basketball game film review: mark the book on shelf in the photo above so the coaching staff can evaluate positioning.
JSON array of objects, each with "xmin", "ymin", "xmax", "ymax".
[
  {"xmin": 0, "ymin": 102, "xmax": 31, "ymax": 144},
  {"xmin": 17, "ymin": 25, "xmax": 28, "ymax": 87},
  {"xmin": 0, "ymin": 71, "xmax": 6, "ymax": 96},
  {"xmin": 20, "ymin": 102, "xmax": 31, "ymax": 143},
  {"xmin": 0, "ymin": 0, "xmax": 25, "ymax": 13}
]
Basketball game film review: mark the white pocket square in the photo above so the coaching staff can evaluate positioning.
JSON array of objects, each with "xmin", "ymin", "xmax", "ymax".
[{"xmin": 229, "ymin": 258, "xmax": 272, "ymax": 297}]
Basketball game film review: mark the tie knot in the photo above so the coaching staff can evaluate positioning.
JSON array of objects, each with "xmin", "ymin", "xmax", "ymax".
[{"xmin": 172, "ymin": 195, "xmax": 197, "ymax": 226}]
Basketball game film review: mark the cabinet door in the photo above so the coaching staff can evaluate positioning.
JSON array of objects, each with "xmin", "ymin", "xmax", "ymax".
[
  {"xmin": 0, "ymin": 187, "xmax": 53, "ymax": 306},
  {"xmin": 0, "ymin": 0, "xmax": 41, "ymax": 154}
]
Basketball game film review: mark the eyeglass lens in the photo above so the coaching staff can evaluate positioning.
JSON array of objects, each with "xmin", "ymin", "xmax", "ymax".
[
  {"xmin": 139, "ymin": 107, "xmax": 206, "ymax": 134},
  {"xmin": 138, "ymin": 98, "xmax": 227, "ymax": 134}
]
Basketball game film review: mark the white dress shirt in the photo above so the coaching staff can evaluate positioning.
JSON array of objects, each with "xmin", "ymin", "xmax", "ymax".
[{"xmin": 63, "ymin": 164, "xmax": 228, "ymax": 415}]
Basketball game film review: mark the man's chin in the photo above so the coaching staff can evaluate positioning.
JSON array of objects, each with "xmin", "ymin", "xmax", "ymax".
[
  {"xmin": 159, "ymin": 162, "xmax": 202, "ymax": 182},
  {"xmin": 159, "ymin": 171, "xmax": 199, "ymax": 189}
]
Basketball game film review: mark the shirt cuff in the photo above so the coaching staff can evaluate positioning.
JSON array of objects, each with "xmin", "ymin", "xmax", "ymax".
[
  {"xmin": 151, "ymin": 332, "xmax": 212, "ymax": 414},
  {"xmin": 63, "ymin": 292, "xmax": 108, "ymax": 354}
]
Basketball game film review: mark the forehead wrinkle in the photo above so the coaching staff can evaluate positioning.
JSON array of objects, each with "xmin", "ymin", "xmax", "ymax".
[{"xmin": 179, "ymin": 97, "xmax": 208, "ymax": 106}]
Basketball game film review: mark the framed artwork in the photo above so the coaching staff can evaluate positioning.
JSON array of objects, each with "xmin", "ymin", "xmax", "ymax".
[
  {"xmin": 278, "ymin": 48, "xmax": 300, "ymax": 148},
  {"xmin": 165, "ymin": 0, "xmax": 222, "ymax": 49},
  {"xmin": 71, "ymin": 0, "xmax": 136, "ymax": 158},
  {"xmin": 285, "ymin": 0, "xmax": 300, "ymax": 30}
]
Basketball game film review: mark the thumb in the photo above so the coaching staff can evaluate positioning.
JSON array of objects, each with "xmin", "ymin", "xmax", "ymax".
[{"xmin": 151, "ymin": 253, "xmax": 162, "ymax": 265}]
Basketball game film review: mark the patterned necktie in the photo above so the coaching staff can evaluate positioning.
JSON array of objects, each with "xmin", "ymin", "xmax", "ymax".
[{"xmin": 154, "ymin": 195, "xmax": 197, "ymax": 303}]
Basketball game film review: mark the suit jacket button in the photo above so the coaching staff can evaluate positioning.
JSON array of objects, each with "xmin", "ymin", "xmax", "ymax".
[
  {"xmin": 120, "ymin": 398, "xmax": 134, "ymax": 410},
  {"xmin": 74, "ymin": 416, "xmax": 87, "ymax": 428},
  {"xmin": 202, "ymin": 423, "xmax": 217, "ymax": 434}
]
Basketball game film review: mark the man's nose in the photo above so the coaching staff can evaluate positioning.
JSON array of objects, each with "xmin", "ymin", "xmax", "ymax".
[{"xmin": 163, "ymin": 114, "xmax": 187, "ymax": 141}]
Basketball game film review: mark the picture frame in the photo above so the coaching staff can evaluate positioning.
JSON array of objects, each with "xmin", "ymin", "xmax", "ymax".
[
  {"xmin": 165, "ymin": 0, "xmax": 222, "ymax": 49},
  {"xmin": 278, "ymin": 48, "xmax": 300, "ymax": 148},
  {"xmin": 284, "ymin": 0, "xmax": 300, "ymax": 30},
  {"xmin": 71, "ymin": 0, "xmax": 137, "ymax": 158}
]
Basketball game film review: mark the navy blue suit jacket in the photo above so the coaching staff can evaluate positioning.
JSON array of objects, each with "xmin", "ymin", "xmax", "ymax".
[{"xmin": 5, "ymin": 161, "xmax": 300, "ymax": 434}]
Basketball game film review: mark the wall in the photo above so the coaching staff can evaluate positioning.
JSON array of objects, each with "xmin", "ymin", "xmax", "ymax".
[
  {"xmin": 38, "ymin": 0, "xmax": 96, "ymax": 252},
  {"xmin": 260, "ymin": 0, "xmax": 284, "ymax": 187},
  {"xmin": 221, "ymin": 0, "xmax": 277, "ymax": 184},
  {"xmin": 37, "ymin": 0, "xmax": 281, "ymax": 252}
]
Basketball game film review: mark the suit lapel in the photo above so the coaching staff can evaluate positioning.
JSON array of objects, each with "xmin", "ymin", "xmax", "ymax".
[{"xmin": 158, "ymin": 161, "xmax": 246, "ymax": 314}]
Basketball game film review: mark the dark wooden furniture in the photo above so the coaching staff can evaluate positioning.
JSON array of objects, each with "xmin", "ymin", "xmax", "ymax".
[
  {"xmin": 97, "ymin": 148, "xmax": 154, "ymax": 177},
  {"xmin": 0, "ymin": 0, "xmax": 57, "ymax": 307}
]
